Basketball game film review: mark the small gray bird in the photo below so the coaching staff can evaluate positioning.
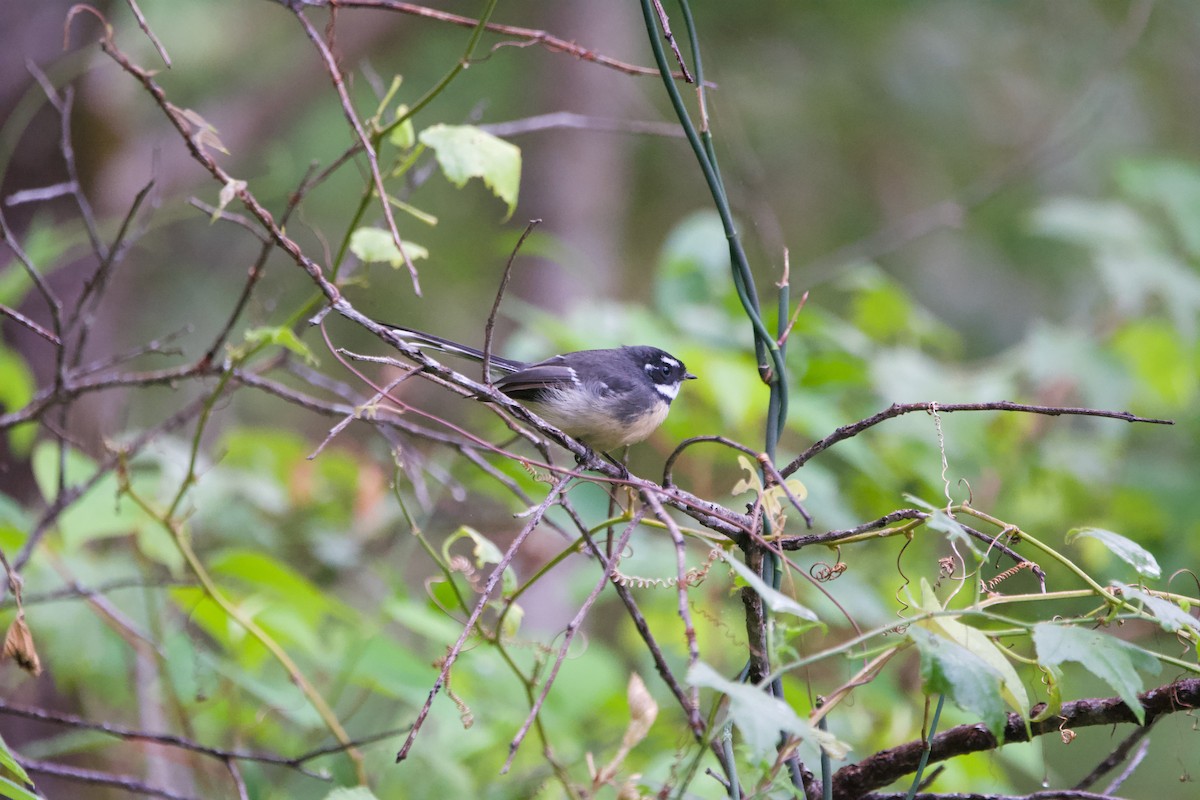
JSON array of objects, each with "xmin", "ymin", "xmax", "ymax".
[{"xmin": 387, "ymin": 326, "xmax": 696, "ymax": 451}]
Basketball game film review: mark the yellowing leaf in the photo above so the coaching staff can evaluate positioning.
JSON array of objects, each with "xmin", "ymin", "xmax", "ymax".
[
  {"xmin": 912, "ymin": 579, "xmax": 1030, "ymax": 729},
  {"xmin": 349, "ymin": 228, "xmax": 429, "ymax": 269},
  {"xmin": 418, "ymin": 124, "xmax": 520, "ymax": 219}
]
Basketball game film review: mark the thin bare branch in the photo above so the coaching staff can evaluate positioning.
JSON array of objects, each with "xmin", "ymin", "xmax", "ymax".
[{"xmin": 782, "ymin": 401, "xmax": 1173, "ymax": 479}]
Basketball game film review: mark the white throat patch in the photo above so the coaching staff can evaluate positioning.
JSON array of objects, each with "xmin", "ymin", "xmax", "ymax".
[{"xmin": 655, "ymin": 381, "xmax": 681, "ymax": 401}]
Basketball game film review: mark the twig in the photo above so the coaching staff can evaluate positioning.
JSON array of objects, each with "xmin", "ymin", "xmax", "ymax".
[
  {"xmin": 1102, "ymin": 736, "xmax": 1150, "ymax": 795},
  {"xmin": 781, "ymin": 401, "xmax": 1173, "ymax": 479},
  {"xmin": 397, "ymin": 473, "xmax": 573, "ymax": 763},
  {"xmin": 201, "ymin": 163, "xmax": 314, "ymax": 363},
  {"xmin": 0, "ymin": 576, "xmax": 195, "ymax": 607},
  {"xmin": 337, "ymin": 0, "xmax": 696, "ymax": 81},
  {"xmin": 663, "ymin": 435, "xmax": 811, "ymax": 527},
  {"xmin": 483, "ymin": 219, "xmax": 539, "ymax": 385},
  {"xmin": 290, "ymin": 7, "xmax": 419, "ymax": 293},
  {"xmin": 0, "ymin": 303, "xmax": 61, "ymax": 345},
  {"xmin": 479, "ymin": 111, "xmax": 685, "ymax": 139},
  {"xmin": 123, "ymin": 0, "xmax": 171, "ymax": 65},
  {"xmin": 561, "ymin": 496, "xmax": 705, "ymax": 739},
  {"xmin": 649, "ymin": 0, "xmax": 695, "ymax": 83},
  {"xmin": 18, "ymin": 756, "xmax": 196, "ymax": 800},
  {"xmin": 0, "ymin": 698, "xmax": 395, "ymax": 779},
  {"xmin": 501, "ymin": 505, "xmax": 644, "ymax": 773},
  {"xmin": 1073, "ymin": 720, "xmax": 1156, "ymax": 791},
  {"xmin": 641, "ymin": 489, "xmax": 703, "ymax": 731}
]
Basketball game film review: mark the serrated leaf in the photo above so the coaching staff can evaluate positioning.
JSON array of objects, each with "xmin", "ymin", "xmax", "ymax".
[
  {"xmin": 688, "ymin": 661, "xmax": 848, "ymax": 760},
  {"xmin": 1066, "ymin": 527, "xmax": 1160, "ymax": 578},
  {"xmin": 1032, "ymin": 622, "xmax": 1160, "ymax": 724},
  {"xmin": 904, "ymin": 495, "xmax": 979, "ymax": 555},
  {"xmin": 908, "ymin": 626, "xmax": 1006, "ymax": 736},
  {"xmin": 1122, "ymin": 586, "xmax": 1200, "ymax": 635},
  {"xmin": 912, "ymin": 579, "xmax": 1029, "ymax": 732},
  {"xmin": 722, "ymin": 551, "xmax": 819, "ymax": 622},
  {"xmin": 349, "ymin": 228, "xmax": 429, "ymax": 269},
  {"xmin": 418, "ymin": 124, "xmax": 520, "ymax": 219}
]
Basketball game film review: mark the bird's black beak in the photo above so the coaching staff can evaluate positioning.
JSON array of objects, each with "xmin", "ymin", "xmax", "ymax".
[{"xmin": 685, "ymin": 372, "xmax": 698, "ymax": 380}]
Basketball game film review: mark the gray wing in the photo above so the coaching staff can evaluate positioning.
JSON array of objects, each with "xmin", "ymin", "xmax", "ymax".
[{"xmin": 493, "ymin": 360, "xmax": 580, "ymax": 400}]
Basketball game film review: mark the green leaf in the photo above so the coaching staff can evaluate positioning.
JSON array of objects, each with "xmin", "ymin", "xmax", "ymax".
[
  {"xmin": 0, "ymin": 348, "xmax": 35, "ymax": 455},
  {"xmin": 443, "ymin": 526, "xmax": 515, "ymax": 596},
  {"xmin": 1116, "ymin": 157, "xmax": 1200, "ymax": 258},
  {"xmin": 1065, "ymin": 527, "xmax": 1160, "ymax": 579},
  {"xmin": 721, "ymin": 550, "xmax": 820, "ymax": 623},
  {"xmin": 0, "ymin": 774, "xmax": 40, "ymax": 800},
  {"xmin": 211, "ymin": 549, "xmax": 348, "ymax": 625},
  {"xmin": 243, "ymin": 326, "xmax": 317, "ymax": 366},
  {"xmin": 904, "ymin": 495, "xmax": 980, "ymax": 555},
  {"xmin": 908, "ymin": 626, "xmax": 1006, "ymax": 736},
  {"xmin": 1111, "ymin": 321, "xmax": 1197, "ymax": 406},
  {"xmin": 0, "ymin": 732, "xmax": 32, "ymax": 788},
  {"xmin": 687, "ymin": 661, "xmax": 848, "ymax": 761},
  {"xmin": 135, "ymin": 519, "xmax": 184, "ymax": 575},
  {"xmin": 30, "ymin": 443, "xmax": 158, "ymax": 552},
  {"xmin": 1032, "ymin": 623, "xmax": 1161, "ymax": 724},
  {"xmin": 1122, "ymin": 586, "xmax": 1200, "ymax": 635},
  {"xmin": 349, "ymin": 228, "xmax": 429, "ymax": 269},
  {"xmin": 388, "ymin": 104, "xmax": 416, "ymax": 150},
  {"xmin": 322, "ymin": 788, "xmax": 381, "ymax": 800},
  {"xmin": 418, "ymin": 124, "xmax": 520, "ymax": 219},
  {"xmin": 911, "ymin": 579, "xmax": 1030, "ymax": 731}
]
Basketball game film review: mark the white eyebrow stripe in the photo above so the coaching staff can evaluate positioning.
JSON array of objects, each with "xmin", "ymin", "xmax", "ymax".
[
  {"xmin": 655, "ymin": 382, "xmax": 680, "ymax": 400},
  {"xmin": 660, "ymin": 356, "xmax": 681, "ymax": 368}
]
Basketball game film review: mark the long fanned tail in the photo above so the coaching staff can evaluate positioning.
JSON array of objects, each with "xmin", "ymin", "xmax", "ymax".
[{"xmin": 385, "ymin": 324, "xmax": 524, "ymax": 372}]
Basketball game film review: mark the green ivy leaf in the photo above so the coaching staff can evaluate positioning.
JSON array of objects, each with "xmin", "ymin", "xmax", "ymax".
[
  {"xmin": 687, "ymin": 661, "xmax": 848, "ymax": 761},
  {"xmin": 911, "ymin": 579, "xmax": 1029, "ymax": 733},
  {"xmin": 1032, "ymin": 623, "xmax": 1160, "ymax": 724},
  {"xmin": 1122, "ymin": 586, "xmax": 1200, "ymax": 635},
  {"xmin": 908, "ymin": 626, "xmax": 1006, "ymax": 736},
  {"xmin": 418, "ymin": 124, "xmax": 520, "ymax": 219},
  {"xmin": 721, "ymin": 550, "xmax": 820, "ymax": 623},
  {"xmin": 1065, "ymin": 527, "xmax": 1160, "ymax": 579}
]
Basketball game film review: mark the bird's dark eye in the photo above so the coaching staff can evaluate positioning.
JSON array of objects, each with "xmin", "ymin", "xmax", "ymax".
[{"xmin": 655, "ymin": 364, "xmax": 671, "ymax": 378}]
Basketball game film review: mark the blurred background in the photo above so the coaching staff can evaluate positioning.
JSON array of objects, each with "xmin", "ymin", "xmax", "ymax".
[{"xmin": 2, "ymin": 1, "xmax": 1198, "ymax": 797}]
